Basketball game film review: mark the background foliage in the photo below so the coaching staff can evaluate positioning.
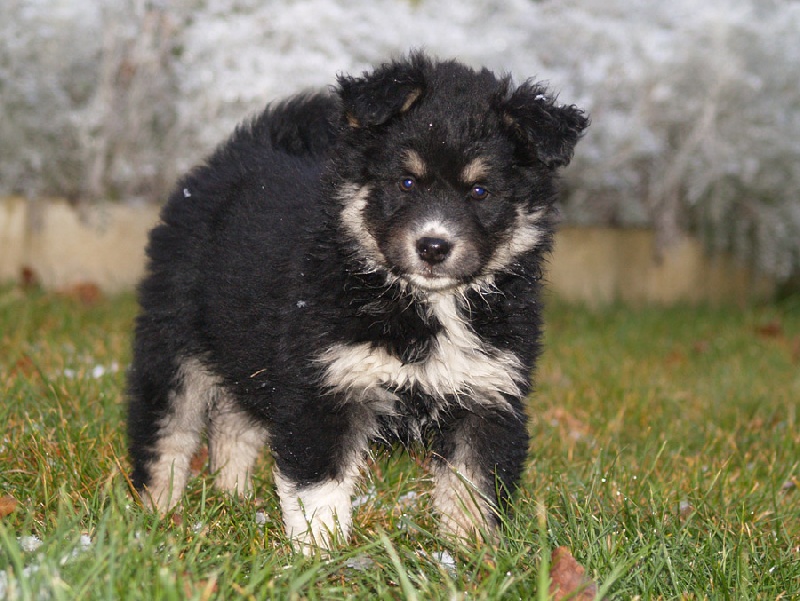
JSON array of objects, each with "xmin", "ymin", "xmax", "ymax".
[{"xmin": 2, "ymin": 0, "xmax": 799, "ymax": 277}]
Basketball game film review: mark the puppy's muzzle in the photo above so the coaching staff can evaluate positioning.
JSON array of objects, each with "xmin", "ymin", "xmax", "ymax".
[{"xmin": 416, "ymin": 236, "xmax": 452, "ymax": 265}]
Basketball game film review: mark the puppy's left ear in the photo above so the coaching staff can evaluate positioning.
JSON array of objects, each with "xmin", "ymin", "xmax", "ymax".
[
  {"xmin": 500, "ymin": 82, "xmax": 589, "ymax": 169},
  {"xmin": 337, "ymin": 55, "xmax": 427, "ymax": 128}
]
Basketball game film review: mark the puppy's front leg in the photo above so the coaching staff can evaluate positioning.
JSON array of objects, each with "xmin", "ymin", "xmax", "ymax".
[
  {"xmin": 431, "ymin": 406, "xmax": 529, "ymax": 542},
  {"xmin": 273, "ymin": 466, "xmax": 359, "ymax": 553},
  {"xmin": 270, "ymin": 403, "xmax": 370, "ymax": 554}
]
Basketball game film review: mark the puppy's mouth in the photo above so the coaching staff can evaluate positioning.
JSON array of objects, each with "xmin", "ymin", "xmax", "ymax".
[{"xmin": 404, "ymin": 271, "xmax": 461, "ymax": 292}]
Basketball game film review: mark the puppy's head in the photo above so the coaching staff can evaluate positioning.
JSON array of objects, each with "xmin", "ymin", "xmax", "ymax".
[{"xmin": 333, "ymin": 52, "xmax": 588, "ymax": 292}]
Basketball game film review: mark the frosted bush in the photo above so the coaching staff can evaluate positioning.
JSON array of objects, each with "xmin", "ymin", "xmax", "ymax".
[
  {"xmin": 1, "ymin": 0, "xmax": 798, "ymax": 276},
  {"xmin": 0, "ymin": 0, "xmax": 179, "ymax": 201},
  {"xmin": 545, "ymin": 0, "xmax": 800, "ymax": 277},
  {"xmin": 0, "ymin": 0, "xmax": 102, "ymax": 197}
]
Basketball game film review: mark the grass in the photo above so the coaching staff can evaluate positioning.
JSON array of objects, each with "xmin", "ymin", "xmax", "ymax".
[{"xmin": 1, "ymin": 283, "xmax": 798, "ymax": 599}]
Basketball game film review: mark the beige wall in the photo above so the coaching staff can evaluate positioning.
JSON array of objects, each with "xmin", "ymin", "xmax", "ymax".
[
  {"xmin": 0, "ymin": 197, "xmax": 158, "ymax": 294},
  {"xmin": 0, "ymin": 198, "xmax": 776, "ymax": 304},
  {"xmin": 549, "ymin": 227, "xmax": 776, "ymax": 306}
]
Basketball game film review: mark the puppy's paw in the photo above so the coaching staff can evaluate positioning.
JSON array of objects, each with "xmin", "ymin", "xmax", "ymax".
[{"xmin": 274, "ymin": 469, "xmax": 355, "ymax": 555}]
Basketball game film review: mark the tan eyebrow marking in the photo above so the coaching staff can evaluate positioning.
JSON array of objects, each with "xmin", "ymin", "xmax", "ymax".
[
  {"xmin": 461, "ymin": 157, "xmax": 490, "ymax": 183},
  {"xmin": 400, "ymin": 88, "xmax": 423, "ymax": 113},
  {"xmin": 402, "ymin": 149, "xmax": 427, "ymax": 179}
]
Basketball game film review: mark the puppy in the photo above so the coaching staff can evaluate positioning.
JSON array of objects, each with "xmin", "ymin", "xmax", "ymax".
[{"xmin": 127, "ymin": 52, "xmax": 588, "ymax": 551}]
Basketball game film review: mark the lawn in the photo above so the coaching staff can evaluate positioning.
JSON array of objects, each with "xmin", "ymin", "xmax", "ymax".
[{"xmin": 1, "ymin": 284, "xmax": 798, "ymax": 599}]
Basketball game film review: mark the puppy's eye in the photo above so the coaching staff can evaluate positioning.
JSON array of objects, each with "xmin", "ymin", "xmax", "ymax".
[
  {"xmin": 469, "ymin": 185, "xmax": 489, "ymax": 200},
  {"xmin": 399, "ymin": 177, "xmax": 417, "ymax": 192}
]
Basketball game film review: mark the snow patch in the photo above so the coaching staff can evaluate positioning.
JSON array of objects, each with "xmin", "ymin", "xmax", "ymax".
[{"xmin": 19, "ymin": 535, "xmax": 43, "ymax": 553}]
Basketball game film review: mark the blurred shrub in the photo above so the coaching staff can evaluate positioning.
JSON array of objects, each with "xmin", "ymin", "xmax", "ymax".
[
  {"xmin": 548, "ymin": 1, "xmax": 800, "ymax": 279},
  {"xmin": 0, "ymin": 0, "xmax": 179, "ymax": 202},
  {"xmin": 1, "ymin": 0, "xmax": 798, "ymax": 277}
]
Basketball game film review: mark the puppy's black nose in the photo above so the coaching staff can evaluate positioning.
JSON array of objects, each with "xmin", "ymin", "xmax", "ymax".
[{"xmin": 416, "ymin": 236, "xmax": 452, "ymax": 265}]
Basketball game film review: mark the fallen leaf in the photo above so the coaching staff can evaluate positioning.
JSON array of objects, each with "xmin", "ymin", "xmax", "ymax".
[
  {"xmin": 20, "ymin": 266, "xmax": 39, "ymax": 289},
  {"xmin": 59, "ymin": 282, "xmax": 104, "ymax": 305},
  {"xmin": 549, "ymin": 546, "xmax": 600, "ymax": 601},
  {"xmin": 183, "ymin": 572, "xmax": 218, "ymax": 600},
  {"xmin": 755, "ymin": 321, "xmax": 783, "ymax": 339},
  {"xmin": 665, "ymin": 350, "xmax": 686, "ymax": 367},
  {"xmin": 544, "ymin": 407, "xmax": 592, "ymax": 441},
  {"xmin": 0, "ymin": 496, "xmax": 18, "ymax": 518},
  {"xmin": 11, "ymin": 355, "xmax": 36, "ymax": 377},
  {"xmin": 190, "ymin": 446, "xmax": 208, "ymax": 476}
]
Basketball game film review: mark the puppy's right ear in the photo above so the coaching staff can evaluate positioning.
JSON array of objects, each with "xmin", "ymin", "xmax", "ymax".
[{"xmin": 337, "ymin": 55, "xmax": 427, "ymax": 128}]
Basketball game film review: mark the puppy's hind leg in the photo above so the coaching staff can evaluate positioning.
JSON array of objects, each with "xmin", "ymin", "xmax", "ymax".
[
  {"xmin": 208, "ymin": 394, "xmax": 268, "ymax": 498},
  {"xmin": 129, "ymin": 357, "xmax": 213, "ymax": 512}
]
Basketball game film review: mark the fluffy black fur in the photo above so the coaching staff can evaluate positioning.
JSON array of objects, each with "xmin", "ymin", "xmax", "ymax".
[{"xmin": 128, "ymin": 52, "xmax": 588, "ymax": 550}]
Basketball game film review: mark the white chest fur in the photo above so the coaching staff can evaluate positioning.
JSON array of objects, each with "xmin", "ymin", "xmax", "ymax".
[{"xmin": 317, "ymin": 291, "xmax": 524, "ymax": 410}]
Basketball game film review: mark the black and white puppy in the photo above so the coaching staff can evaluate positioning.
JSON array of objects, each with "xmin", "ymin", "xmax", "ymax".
[{"xmin": 128, "ymin": 52, "xmax": 588, "ymax": 551}]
